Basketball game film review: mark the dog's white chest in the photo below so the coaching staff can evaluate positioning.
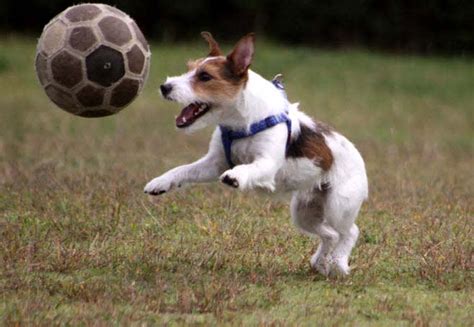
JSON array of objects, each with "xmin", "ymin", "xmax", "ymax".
[{"xmin": 228, "ymin": 139, "xmax": 256, "ymax": 165}]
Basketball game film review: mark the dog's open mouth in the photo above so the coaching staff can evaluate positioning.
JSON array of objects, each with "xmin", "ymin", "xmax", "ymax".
[{"xmin": 176, "ymin": 102, "xmax": 211, "ymax": 128}]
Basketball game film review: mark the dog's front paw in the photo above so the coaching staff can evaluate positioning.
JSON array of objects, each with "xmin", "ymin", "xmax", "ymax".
[
  {"xmin": 221, "ymin": 174, "xmax": 239, "ymax": 188},
  {"xmin": 220, "ymin": 168, "xmax": 248, "ymax": 190},
  {"xmin": 144, "ymin": 175, "xmax": 179, "ymax": 196}
]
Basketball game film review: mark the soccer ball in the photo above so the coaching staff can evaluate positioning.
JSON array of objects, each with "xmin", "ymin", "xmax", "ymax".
[{"xmin": 35, "ymin": 3, "xmax": 151, "ymax": 117}]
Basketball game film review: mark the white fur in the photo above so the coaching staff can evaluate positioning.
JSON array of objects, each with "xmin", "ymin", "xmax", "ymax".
[
  {"xmin": 163, "ymin": 70, "xmax": 196, "ymax": 105},
  {"xmin": 145, "ymin": 67, "xmax": 368, "ymax": 276}
]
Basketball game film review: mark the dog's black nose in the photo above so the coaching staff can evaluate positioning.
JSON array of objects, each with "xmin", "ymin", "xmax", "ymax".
[{"xmin": 160, "ymin": 84, "xmax": 173, "ymax": 97}]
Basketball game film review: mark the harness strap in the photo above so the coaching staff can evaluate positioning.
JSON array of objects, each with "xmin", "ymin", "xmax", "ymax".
[
  {"xmin": 219, "ymin": 74, "xmax": 291, "ymax": 168},
  {"xmin": 220, "ymin": 112, "xmax": 292, "ymax": 168}
]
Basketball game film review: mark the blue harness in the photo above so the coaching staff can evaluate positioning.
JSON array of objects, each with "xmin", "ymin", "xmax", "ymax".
[{"xmin": 219, "ymin": 76, "xmax": 292, "ymax": 168}]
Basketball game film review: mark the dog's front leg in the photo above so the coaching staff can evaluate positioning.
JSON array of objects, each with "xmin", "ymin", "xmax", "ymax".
[
  {"xmin": 144, "ymin": 154, "xmax": 226, "ymax": 196},
  {"xmin": 220, "ymin": 157, "xmax": 280, "ymax": 191}
]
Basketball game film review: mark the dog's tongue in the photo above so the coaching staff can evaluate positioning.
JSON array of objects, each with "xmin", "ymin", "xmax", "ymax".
[{"xmin": 176, "ymin": 103, "xmax": 199, "ymax": 128}]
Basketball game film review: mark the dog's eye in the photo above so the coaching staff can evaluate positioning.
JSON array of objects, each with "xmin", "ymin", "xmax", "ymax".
[{"xmin": 197, "ymin": 72, "xmax": 213, "ymax": 82}]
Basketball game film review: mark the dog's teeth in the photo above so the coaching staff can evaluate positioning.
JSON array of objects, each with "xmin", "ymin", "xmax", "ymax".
[{"xmin": 182, "ymin": 117, "xmax": 187, "ymax": 123}]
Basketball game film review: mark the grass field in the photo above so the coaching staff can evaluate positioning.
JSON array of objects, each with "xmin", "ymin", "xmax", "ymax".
[{"xmin": 0, "ymin": 34, "xmax": 473, "ymax": 325}]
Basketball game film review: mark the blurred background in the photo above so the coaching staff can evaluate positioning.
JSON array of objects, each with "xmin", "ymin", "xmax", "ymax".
[{"xmin": 1, "ymin": 0, "xmax": 473, "ymax": 55}]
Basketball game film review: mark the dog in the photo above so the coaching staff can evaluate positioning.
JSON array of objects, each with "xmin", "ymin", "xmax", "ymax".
[{"xmin": 144, "ymin": 32, "xmax": 368, "ymax": 276}]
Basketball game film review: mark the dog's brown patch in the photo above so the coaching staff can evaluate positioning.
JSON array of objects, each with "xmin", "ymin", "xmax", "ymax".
[
  {"xmin": 186, "ymin": 58, "xmax": 205, "ymax": 71},
  {"xmin": 287, "ymin": 123, "xmax": 334, "ymax": 171},
  {"xmin": 201, "ymin": 31, "xmax": 222, "ymax": 57},
  {"xmin": 187, "ymin": 33, "xmax": 255, "ymax": 103},
  {"xmin": 191, "ymin": 57, "xmax": 248, "ymax": 101}
]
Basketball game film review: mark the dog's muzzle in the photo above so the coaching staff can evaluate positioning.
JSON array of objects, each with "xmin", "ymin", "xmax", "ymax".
[{"xmin": 160, "ymin": 83, "xmax": 173, "ymax": 98}]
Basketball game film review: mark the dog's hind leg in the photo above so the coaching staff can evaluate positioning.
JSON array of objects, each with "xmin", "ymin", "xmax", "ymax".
[
  {"xmin": 322, "ymin": 177, "xmax": 366, "ymax": 275},
  {"xmin": 290, "ymin": 189, "xmax": 340, "ymax": 276},
  {"xmin": 330, "ymin": 224, "xmax": 359, "ymax": 275},
  {"xmin": 310, "ymin": 223, "xmax": 340, "ymax": 275}
]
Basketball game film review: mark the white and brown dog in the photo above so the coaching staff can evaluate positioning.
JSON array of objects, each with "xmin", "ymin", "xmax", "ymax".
[{"xmin": 144, "ymin": 32, "xmax": 368, "ymax": 276}]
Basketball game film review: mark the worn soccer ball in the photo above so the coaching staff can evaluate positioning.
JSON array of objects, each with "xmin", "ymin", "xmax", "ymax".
[{"xmin": 35, "ymin": 3, "xmax": 151, "ymax": 117}]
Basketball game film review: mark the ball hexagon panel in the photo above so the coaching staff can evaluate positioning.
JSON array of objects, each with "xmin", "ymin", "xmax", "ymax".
[
  {"xmin": 86, "ymin": 45, "xmax": 125, "ymax": 87},
  {"xmin": 126, "ymin": 45, "xmax": 145, "ymax": 74},
  {"xmin": 45, "ymin": 85, "xmax": 79, "ymax": 112},
  {"xmin": 110, "ymin": 78, "xmax": 139, "ymax": 107},
  {"xmin": 104, "ymin": 5, "xmax": 127, "ymax": 18},
  {"xmin": 98, "ymin": 16, "xmax": 132, "ymax": 47},
  {"xmin": 79, "ymin": 109, "xmax": 115, "ymax": 118},
  {"xmin": 35, "ymin": 53, "xmax": 50, "ymax": 86},
  {"xmin": 65, "ymin": 4, "xmax": 102, "ymax": 23},
  {"xmin": 41, "ymin": 19, "xmax": 67, "ymax": 56},
  {"xmin": 51, "ymin": 50, "xmax": 83, "ymax": 88},
  {"xmin": 76, "ymin": 84, "xmax": 105, "ymax": 107},
  {"xmin": 131, "ymin": 21, "xmax": 149, "ymax": 52},
  {"xmin": 69, "ymin": 26, "xmax": 98, "ymax": 52}
]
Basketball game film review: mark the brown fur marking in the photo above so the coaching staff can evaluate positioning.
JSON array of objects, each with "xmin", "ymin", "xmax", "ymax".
[
  {"xmin": 187, "ymin": 58, "xmax": 205, "ymax": 71},
  {"xmin": 191, "ymin": 57, "xmax": 248, "ymax": 101},
  {"xmin": 188, "ymin": 33, "xmax": 254, "ymax": 101},
  {"xmin": 287, "ymin": 123, "xmax": 334, "ymax": 171},
  {"xmin": 201, "ymin": 31, "xmax": 222, "ymax": 56}
]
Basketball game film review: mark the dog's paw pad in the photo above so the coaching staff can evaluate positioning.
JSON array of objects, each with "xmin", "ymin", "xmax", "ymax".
[
  {"xmin": 222, "ymin": 175, "xmax": 239, "ymax": 188},
  {"xmin": 144, "ymin": 177, "xmax": 175, "ymax": 196},
  {"xmin": 147, "ymin": 190, "xmax": 166, "ymax": 196},
  {"xmin": 145, "ymin": 189, "xmax": 164, "ymax": 196}
]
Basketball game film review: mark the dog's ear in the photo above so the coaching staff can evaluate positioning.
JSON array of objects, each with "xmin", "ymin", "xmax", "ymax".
[
  {"xmin": 227, "ymin": 33, "xmax": 255, "ymax": 77},
  {"xmin": 201, "ymin": 31, "xmax": 222, "ymax": 57}
]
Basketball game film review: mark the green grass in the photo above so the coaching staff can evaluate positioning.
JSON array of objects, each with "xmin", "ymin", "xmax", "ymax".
[{"xmin": 0, "ymin": 34, "xmax": 473, "ymax": 325}]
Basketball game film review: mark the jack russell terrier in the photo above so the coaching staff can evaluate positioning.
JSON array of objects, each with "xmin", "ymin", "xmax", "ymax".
[{"xmin": 144, "ymin": 32, "xmax": 368, "ymax": 276}]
